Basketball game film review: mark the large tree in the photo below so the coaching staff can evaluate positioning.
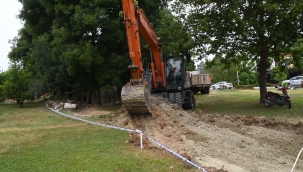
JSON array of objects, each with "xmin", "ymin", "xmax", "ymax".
[
  {"xmin": 9, "ymin": 0, "xmax": 195, "ymax": 103},
  {"xmin": 172, "ymin": 0, "xmax": 303, "ymax": 102},
  {"xmin": 9, "ymin": 0, "xmax": 169, "ymax": 102}
]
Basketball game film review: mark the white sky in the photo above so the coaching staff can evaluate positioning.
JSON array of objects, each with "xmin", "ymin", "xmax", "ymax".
[{"xmin": 0, "ymin": 0, "xmax": 23, "ymax": 71}]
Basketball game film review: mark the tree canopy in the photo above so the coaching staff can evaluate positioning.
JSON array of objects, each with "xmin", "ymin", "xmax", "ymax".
[
  {"xmin": 2, "ymin": 63, "xmax": 32, "ymax": 107},
  {"xmin": 172, "ymin": 0, "xmax": 303, "ymax": 102},
  {"xmin": 8, "ymin": 0, "xmax": 193, "ymax": 103}
]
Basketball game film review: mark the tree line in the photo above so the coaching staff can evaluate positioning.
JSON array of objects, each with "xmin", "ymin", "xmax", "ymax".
[
  {"xmin": 0, "ymin": 0, "xmax": 194, "ymax": 106},
  {"xmin": 1, "ymin": 0, "xmax": 303, "ymax": 106}
]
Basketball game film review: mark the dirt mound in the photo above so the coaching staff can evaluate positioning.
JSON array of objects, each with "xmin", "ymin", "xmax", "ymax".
[
  {"xmin": 196, "ymin": 113, "xmax": 303, "ymax": 134},
  {"xmin": 107, "ymin": 102, "xmax": 303, "ymax": 172}
]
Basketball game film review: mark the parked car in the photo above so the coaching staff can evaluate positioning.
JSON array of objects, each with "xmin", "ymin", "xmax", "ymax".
[
  {"xmin": 282, "ymin": 76, "xmax": 303, "ymax": 87},
  {"xmin": 211, "ymin": 81, "xmax": 226, "ymax": 89},
  {"xmin": 225, "ymin": 82, "xmax": 234, "ymax": 89},
  {"xmin": 211, "ymin": 81, "xmax": 233, "ymax": 89},
  {"xmin": 289, "ymin": 76, "xmax": 303, "ymax": 88}
]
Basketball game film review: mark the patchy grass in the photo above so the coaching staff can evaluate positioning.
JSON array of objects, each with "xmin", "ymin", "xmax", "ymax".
[
  {"xmin": 2, "ymin": 88, "xmax": 302, "ymax": 171},
  {"xmin": 0, "ymin": 102, "xmax": 199, "ymax": 172},
  {"xmin": 195, "ymin": 88, "xmax": 303, "ymax": 122}
]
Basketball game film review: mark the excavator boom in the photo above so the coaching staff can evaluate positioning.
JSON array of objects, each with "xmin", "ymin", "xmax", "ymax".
[
  {"xmin": 121, "ymin": 0, "xmax": 197, "ymax": 114},
  {"xmin": 121, "ymin": 0, "xmax": 166, "ymax": 114}
]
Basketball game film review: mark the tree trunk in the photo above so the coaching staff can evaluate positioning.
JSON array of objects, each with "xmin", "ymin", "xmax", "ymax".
[
  {"xmin": 19, "ymin": 100, "xmax": 24, "ymax": 107},
  {"xmin": 257, "ymin": 7, "xmax": 268, "ymax": 103},
  {"xmin": 259, "ymin": 54, "xmax": 268, "ymax": 103}
]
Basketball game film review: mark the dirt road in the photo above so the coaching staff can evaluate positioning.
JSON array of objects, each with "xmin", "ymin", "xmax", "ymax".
[{"xmin": 107, "ymin": 103, "xmax": 303, "ymax": 172}]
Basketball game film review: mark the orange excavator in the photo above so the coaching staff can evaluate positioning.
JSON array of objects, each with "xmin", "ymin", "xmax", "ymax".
[{"xmin": 121, "ymin": 0, "xmax": 196, "ymax": 114}]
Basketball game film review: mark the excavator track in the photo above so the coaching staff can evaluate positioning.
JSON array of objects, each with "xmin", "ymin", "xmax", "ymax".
[{"xmin": 121, "ymin": 84, "xmax": 151, "ymax": 115}]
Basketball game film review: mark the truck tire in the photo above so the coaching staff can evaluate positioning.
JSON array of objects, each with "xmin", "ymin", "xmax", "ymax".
[
  {"xmin": 187, "ymin": 92, "xmax": 196, "ymax": 109},
  {"xmin": 205, "ymin": 88, "xmax": 210, "ymax": 94}
]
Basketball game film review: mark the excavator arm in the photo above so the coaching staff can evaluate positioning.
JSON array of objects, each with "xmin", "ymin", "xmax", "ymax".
[
  {"xmin": 121, "ymin": 0, "xmax": 144, "ymax": 83},
  {"xmin": 136, "ymin": 8, "xmax": 166, "ymax": 88},
  {"xmin": 121, "ymin": 0, "xmax": 165, "ymax": 88},
  {"xmin": 121, "ymin": 0, "xmax": 166, "ymax": 114}
]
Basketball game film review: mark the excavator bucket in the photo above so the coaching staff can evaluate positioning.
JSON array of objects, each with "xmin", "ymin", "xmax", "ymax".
[{"xmin": 121, "ymin": 84, "xmax": 151, "ymax": 114}]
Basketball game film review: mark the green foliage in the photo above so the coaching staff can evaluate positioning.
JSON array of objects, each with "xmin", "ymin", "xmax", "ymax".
[
  {"xmin": 134, "ymin": 0, "xmax": 139, "ymax": 6},
  {"xmin": 237, "ymin": 61, "xmax": 258, "ymax": 85},
  {"xmin": 290, "ymin": 39, "xmax": 303, "ymax": 70},
  {"xmin": 11, "ymin": 0, "xmax": 174, "ymax": 103},
  {"xmin": 8, "ymin": 26, "xmax": 33, "ymax": 65},
  {"xmin": 27, "ymin": 78, "xmax": 45, "ymax": 99},
  {"xmin": 0, "ymin": 71, "xmax": 7, "ymax": 102},
  {"xmin": 187, "ymin": 60, "xmax": 196, "ymax": 71},
  {"xmin": 10, "ymin": 0, "xmax": 195, "ymax": 104},
  {"xmin": 155, "ymin": 8, "xmax": 195, "ymax": 58},
  {"xmin": 206, "ymin": 57, "xmax": 258, "ymax": 85},
  {"xmin": 2, "ymin": 63, "xmax": 32, "ymax": 107},
  {"xmin": 205, "ymin": 57, "xmax": 237, "ymax": 83},
  {"xmin": 172, "ymin": 0, "xmax": 303, "ymax": 101},
  {"xmin": 238, "ymin": 72, "xmax": 256, "ymax": 85},
  {"xmin": 98, "ymin": 113, "xmax": 112, "ymax": 119},
  {"xmin": 271, "ymin": 66, "xmax": 287, "ymax": 85}
]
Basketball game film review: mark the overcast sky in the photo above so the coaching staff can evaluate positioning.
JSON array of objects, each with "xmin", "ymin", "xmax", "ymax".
[{"xmin": 0, "ymin": 0, "xmax": 23, "ymax": 71}]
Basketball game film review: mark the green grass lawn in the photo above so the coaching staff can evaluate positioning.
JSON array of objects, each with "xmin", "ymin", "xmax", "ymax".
[
  {"xmin": 1, "ymin": 89, "xmax": 302, "ymax": 171},
  {"xmin": 195, "ymin": 88, "xmax": 303, "ymax": 122},
  {"xmin": 0, "ymin": 102, "xmax": 199, "ymax": 172}
]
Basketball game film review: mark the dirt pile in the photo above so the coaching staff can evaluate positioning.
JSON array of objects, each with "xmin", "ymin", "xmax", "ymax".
[{"xmin": 107, "ymin": 103, "xmax": 303, "ymax": 172}]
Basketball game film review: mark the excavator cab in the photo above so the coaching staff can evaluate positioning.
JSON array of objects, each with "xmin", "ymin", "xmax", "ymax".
[
  {"xmin": 166, "ymin": 57, "xmax": 182, "ymax": 85},
  {"xmin": 164, "ymin": 54, "xmax": 194, "ymax": 108},
  {"xmin": 165, "ymin": 54, "xmax": 191, "ymax": 91}
]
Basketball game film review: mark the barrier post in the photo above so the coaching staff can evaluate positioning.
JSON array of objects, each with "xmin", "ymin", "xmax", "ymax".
[
  {"xmin": 136, "ymin": 129, "xmax": 143, "ymax": 149},
  {"xmin": 140, "ymin": 132, "xmax": 143, "ymax": 149}
]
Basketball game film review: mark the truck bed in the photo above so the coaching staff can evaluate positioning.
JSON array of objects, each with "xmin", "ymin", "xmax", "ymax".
[
  {"xmin": 191, "ymin": 74, "xmax": 212, "ymax": 86},
  {"xmin": 190, "ymin": 73, "xmax": 212, "ymax": 94}
]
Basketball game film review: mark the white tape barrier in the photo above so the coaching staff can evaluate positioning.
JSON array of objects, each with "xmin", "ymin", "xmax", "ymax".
[
  {"xmin": 142, "ymin": 132, "xmax": 208, "ymax": 172},
  {"xmin": 46, "ymin": 105, "xmax": 208, "ymax": 172},
  {"xmin": 291, "ymin": 148, "xmax": 303, "ymax": 172},
  {"xmin": 47, "ymin": 106, "xmax": 137, "ymax": 133}
]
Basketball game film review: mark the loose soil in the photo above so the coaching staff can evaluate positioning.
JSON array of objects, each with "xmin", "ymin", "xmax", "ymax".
[{"xmin": 103, "ymin": 102, "xmax": 303, "ymax": 172}]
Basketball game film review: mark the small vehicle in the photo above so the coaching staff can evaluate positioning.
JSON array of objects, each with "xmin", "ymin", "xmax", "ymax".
[
  {"xmin": 263, "ymin": 86, "xmax": 291, "ymax": 108},
  {"xmin": 211, "ymin": 81, "xmax": 233, "ymax": 89},
  {"xmin": 282, "ymin": 76, "xmax": 303, "ymax": 88},
  {"xmin": 225, "ymin": 82, "xmax": 233, "ymax": 89}
]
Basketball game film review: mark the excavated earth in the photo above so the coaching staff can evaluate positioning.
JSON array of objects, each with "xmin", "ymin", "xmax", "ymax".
[{"xmin": 104, "ymin": 101, "xmax": 303, "ymax": 172}]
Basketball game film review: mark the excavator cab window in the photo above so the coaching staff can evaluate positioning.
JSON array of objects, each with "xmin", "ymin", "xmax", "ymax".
[{"xmin": 166, "ymin": 56, "xmax": 185, "ymax": 85}]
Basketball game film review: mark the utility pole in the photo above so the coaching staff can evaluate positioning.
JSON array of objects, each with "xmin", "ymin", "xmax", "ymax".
[{"xmin": 236, "ymin": 65, "xmax": 239, "ymax": 85}]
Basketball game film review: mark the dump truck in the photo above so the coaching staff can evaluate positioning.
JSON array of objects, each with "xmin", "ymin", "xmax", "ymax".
[{"xmin": 189, "ymin": 71, "xmax": 212, "ymax": 94}]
